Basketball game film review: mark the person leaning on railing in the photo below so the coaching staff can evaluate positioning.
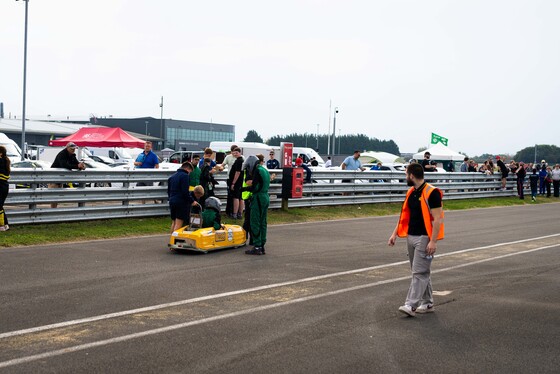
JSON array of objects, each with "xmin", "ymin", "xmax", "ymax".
[{"xmin": 49, "ymin": 142, "xmax": 86, "ymax": 208}]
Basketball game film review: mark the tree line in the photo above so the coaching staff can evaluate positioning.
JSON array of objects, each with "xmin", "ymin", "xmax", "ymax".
[{"xmin": 244, "ymin": 130, "xmax": 400, "ymax": 155}]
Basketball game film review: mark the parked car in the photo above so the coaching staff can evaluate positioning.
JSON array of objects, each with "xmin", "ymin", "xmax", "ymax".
[
  {"xmin": 87, "ymin": 154, "xmax": 115, "ymax": 165},
  {"xmin": 10, "ymin": 160, "xmax": 52, "ymax": 188},
  {"xmin": 11, "ymin": 160, "xmax": 52, "ymax": 170}
]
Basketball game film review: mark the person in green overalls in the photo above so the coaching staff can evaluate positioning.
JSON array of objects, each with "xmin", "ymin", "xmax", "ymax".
[
  {"xmin": 202, "ymin": 196, "xmax": 222, "ymax": 230},
  {"xmin": 242, "ymin": 155, "xmax": 270, "ymax": 255},
  {"xmin": 189, "ymin": 154, "xmax": 202, "ymax": 188}
]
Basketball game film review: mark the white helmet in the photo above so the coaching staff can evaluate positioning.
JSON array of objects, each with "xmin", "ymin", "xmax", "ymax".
[{"xmin": 205, "ymin": 196, "xmax": 221, "ymax": 212}]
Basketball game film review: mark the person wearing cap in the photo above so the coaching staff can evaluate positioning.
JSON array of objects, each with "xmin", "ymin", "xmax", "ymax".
[
  {"xmin": 421, "ymin": 151, "xmax": 436, "ymax": 172},
  {"xmin": 266, "ymin": 151, "xmax": 280, "ymax": 169},
  {"xmin": 49, "ymin": 142, "xmax": 86, "ymax": 208},
  {"xmin": 295, "ymin": 156, "xmax": 312, "ymax": 183}
]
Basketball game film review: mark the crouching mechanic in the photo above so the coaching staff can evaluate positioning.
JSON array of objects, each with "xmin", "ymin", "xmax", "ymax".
[
  {"xmin": 202, "ymin": 196, "xmax": 223, "ymax": 230},
  {"xmin": 241, "ymin": 155, "xmax": 270, "ymax": 255},
  {"xmin": 388, "ymin": 163, "xmax": 444, "ymax": 317},
  {"xmin": 168, "ymin": 161, "xmax": 200, "ymax": 232}
]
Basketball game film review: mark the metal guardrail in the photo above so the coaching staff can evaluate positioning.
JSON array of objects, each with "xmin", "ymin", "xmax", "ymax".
[{"xmin": 4, "ymin": 169, "xmax": 520, "ymax": 225}]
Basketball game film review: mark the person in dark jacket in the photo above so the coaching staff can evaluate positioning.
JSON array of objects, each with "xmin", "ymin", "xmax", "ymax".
[
  {"xmin": 51, "ymin": 142, "xmax": 86, "ymax": 171},
  {"xmin": 168, "ymin": 161, "xmax": 198, "ymax": 232},
  {"xmin": 200, "ymin": 157, "xmax": 218, "ymax": 208},
  {"xmin": 496, "ymin": 156, "xmax": 508, "ymax": 190},
  {"xmin": 528, "ymin": 168, "xmax": 539, "ymax": 202},
  {"xmin": 0, "ymin": 145, "xmax": 11, "ymax": 231},
  {"xmin": 49, "ymin": 142, "xmax": 86, "ymax": 208},
  {"xmin": 516, "ymin": 162, "xmax": 526, "ymax": 199}
]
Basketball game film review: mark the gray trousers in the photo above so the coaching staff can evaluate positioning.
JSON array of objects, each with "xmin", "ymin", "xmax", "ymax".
[{"xmin": 405, "ymin": 235, "xmax": 434, "ymax": 308}]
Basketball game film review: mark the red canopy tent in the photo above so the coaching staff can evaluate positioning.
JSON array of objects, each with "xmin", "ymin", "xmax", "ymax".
[{"xmin": 49, "ymin": 127, "xmax": 146, "ymax": 148}]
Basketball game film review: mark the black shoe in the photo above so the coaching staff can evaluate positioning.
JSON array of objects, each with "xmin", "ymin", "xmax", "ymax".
[
  {"xmin": 261, "ymin": 246, "xmax": 265, "ymax": 255},
  {"xmin": 245, "ymin": 247, "xmax": 264, "ymax": 255}
]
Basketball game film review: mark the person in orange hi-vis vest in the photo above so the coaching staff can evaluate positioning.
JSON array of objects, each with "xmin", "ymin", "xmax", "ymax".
[{"xmin": 388, "ymin": 163, "xmax": 444, "ymax": 317}]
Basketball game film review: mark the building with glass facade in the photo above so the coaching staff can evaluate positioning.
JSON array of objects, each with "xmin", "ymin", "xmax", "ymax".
[{"xmin": 91, "ymin": 117, "xmax": 235, "ymax": 151}]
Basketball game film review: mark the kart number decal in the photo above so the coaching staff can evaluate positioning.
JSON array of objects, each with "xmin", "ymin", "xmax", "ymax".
[{"xmin": 215, "ymin": 231, "xmax": 226, "ymax": 242}]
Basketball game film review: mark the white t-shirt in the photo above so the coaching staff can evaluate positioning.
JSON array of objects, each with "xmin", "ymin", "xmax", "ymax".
[{"xmin": 221, "ymin": 154, "xmax": 236, "ymax": 171}]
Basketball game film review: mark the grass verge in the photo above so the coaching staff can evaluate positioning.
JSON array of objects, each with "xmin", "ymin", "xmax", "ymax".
[{"xmin": 1, "ymin": 197, "xmax": 557, "ymax": 248}]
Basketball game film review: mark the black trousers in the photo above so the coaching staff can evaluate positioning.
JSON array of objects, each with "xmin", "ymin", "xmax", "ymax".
[
  {"xmin": 0, "ymin": 182, "xmax": 8, "ymax": 226},
  {"xmin": 225, "ymin": 179, "xmax": 233, "ymax": 215}
]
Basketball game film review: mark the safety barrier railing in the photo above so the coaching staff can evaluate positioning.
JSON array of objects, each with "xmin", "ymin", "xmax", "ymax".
[{"xmin": 4, "ymin": 169, "xmax": 520, "ymax": 225}]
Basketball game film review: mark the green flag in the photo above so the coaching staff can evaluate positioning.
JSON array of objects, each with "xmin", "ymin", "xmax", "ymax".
[{"xmin": 431, "ymin": 133, "xmax": 448, "ymax": 146}]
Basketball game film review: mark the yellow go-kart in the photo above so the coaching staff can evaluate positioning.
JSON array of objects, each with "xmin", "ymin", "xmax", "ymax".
[{"xmin": 168, "ymin": 201, "xmax": 247, "ymax": 253}]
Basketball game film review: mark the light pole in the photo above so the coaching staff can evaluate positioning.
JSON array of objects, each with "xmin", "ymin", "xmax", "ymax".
[
  {"xmin": 338, "ymin": 129, "xmax": 341, "ymax": 155},
  {"xmin": 159, "ymin": 96, "xmax": 164, "ymax": 149},
  {"xmin": 145, "ymin": 121, "xmax": 149, "ymax": 136},
  {"xmin": 316, "ymin": 124, "xmax": 319, "ymax": 151},
  {"xmin": 327, "ymin": 100, "xmax": 332, "ymax": 155},
  {"xmin": 17, "ymin": 0, "xmax": 29, "ymax": 160},
  {"xmin": 332, "ymin": 107, "xmax": 338, "ymax": 156},
  {"xmin": 534, "ymin": 144, "xmax": 537, "ymax": 164}
]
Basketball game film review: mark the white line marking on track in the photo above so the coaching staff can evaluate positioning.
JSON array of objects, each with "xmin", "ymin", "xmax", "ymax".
[
  {"xmin": 0, "ymin": 241, "xmax": 558, "ymax": 369},
  {"xmin": 1, "ymin": 233, "xmax": 559, "ymax": 341}
]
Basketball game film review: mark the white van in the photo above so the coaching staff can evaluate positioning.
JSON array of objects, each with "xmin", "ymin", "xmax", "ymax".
[
  {"xmin": 209, "ymin": 141, "xmax": 277, "ymax": 162},
  {"xmin": 84, "ymin": 147, "xmax": 144, "ymax": 164},
  {"xmin": 28, "ymin": 146, "xmax": 63, "ymax": 163},
  {"xmin": 293, "ymin": 147, "xmax": 325, "ymax": 166},
  {"xmin": 0, "ymin": 133, "xmax": 24, "ymax": 160}
]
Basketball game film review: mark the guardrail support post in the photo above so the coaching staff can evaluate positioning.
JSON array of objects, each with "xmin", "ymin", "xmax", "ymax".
[{"xmin": 281, "ymin": 197, "xmax": 289, "ymax": 211}]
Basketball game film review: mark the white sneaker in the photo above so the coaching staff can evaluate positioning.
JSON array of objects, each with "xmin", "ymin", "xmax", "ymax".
[
  {"xmin": 0, "ymin": 226, "xmax": 6, "ymax": 232},
  {"xmin": 398, "ymin": 305, "xmax": 416, "ymax": 317},
  {"xmin": 416, "ymin": 304, "xmax": 435, "ymax": 314}
]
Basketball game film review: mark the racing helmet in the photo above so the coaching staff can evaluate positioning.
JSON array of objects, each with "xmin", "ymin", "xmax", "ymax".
[
  {"xmin": 205, "ymin": 196, "xmax": 221, "ymax": 212},
  {"xmin": 242, "ymin": 155, "xmax": 259, "ymax": 176}
]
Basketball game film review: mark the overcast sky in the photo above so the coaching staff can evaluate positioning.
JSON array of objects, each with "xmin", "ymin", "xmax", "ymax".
[{"xmin": 2, "ymin": 0, "xmax": 559, "ymax": 156}]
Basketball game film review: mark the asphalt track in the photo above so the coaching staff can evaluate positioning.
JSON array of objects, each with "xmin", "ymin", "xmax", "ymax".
[{"xmin": 0, "ymin": 203, "xmax": 559, "ymax": 373}]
